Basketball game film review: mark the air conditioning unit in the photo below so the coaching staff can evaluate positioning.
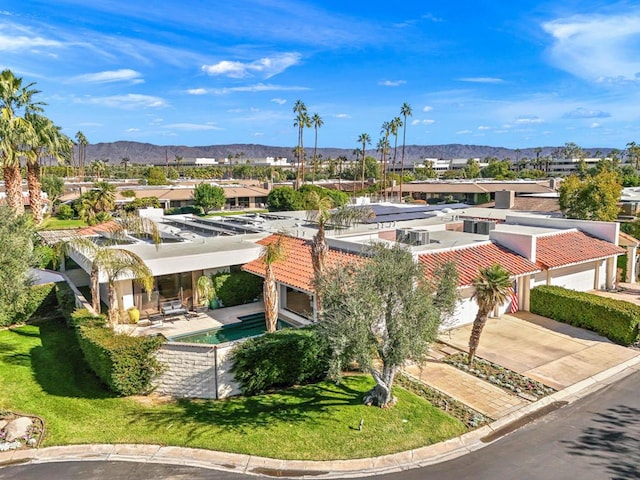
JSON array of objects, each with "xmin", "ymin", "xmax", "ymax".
[
  {"xmin": 463, "ymin": 219, "xmax": 476, "ymax": 233},
  {"xmin": 475, "ymin": 220, "xmax": 496, "ymax": 235}
]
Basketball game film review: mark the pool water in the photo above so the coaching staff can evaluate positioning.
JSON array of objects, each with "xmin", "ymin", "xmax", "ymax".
[{"xmin": 168, "ymin": 312, "xmax": 293, "ymax": 345}]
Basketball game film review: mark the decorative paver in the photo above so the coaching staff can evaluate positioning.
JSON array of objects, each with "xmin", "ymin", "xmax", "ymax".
[{"xmin": 403, "ymin": 361, "xmax": 528, "ymax": 419}]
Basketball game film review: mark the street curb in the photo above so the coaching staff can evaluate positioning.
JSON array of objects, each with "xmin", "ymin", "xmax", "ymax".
[{"xmin": 1, "ymin": 357, "xmax": 639, "ymax": 478}]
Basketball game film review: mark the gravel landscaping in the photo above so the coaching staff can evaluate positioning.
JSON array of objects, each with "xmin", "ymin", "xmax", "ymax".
[{"xmin": 443, "ymin": 353, "xmax": 556, "ymax": 401}]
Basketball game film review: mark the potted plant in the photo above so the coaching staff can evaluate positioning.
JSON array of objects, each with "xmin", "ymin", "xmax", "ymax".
[
  {"xmin": 196, "ymin": 275, "xmax": 216, "ymax": 311},
  {"xmin": 127, "ymin": 306, "xmax": 140, "ymax": 324}
]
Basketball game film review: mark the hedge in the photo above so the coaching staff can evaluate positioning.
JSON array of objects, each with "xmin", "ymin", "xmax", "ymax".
[
  {"xmin": 0, "ymin": 282, "xmax": 57, "ymax": 327},
  {"xmin": 213, "ymin": 271, "xmax": 262, "ymax": 307},
  {"xmin": 530, "ymin": 285, "xmax": 640, "ymax": 345},
  {"xmin": 71, "ymin": 309, "xmax": 165, "ymax": 395},
  {"xmin": 231, "ymin": 327, "xmax": 330, "ymax": 395}
]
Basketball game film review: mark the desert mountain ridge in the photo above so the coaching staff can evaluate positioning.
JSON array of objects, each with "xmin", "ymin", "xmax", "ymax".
[{"xmin": 82, "ymin": 141, "xmax": 616, "ymax": 165}]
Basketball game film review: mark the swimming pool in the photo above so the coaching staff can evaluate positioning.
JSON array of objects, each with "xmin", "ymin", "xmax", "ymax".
[{"xmin": 168, "ymin": 312, "xmax": 293, "ymax": 345}]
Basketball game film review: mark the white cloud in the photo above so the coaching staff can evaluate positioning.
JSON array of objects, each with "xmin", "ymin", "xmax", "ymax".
[
  {"xmin": 562, "ymin": 107, "xmax": 611, "ymax": 119},
  {"xmin": 514, "ymin": 115, "xmax": 543, "ymax": 124},
  {"xmin": 72, "ymin": 69, "xmax": 143, "ymax": 84},
  {"xmin": 0, "ymin": 33, "xmax": 62, "ymax": 51},
  {"xmin": 543, "ymin": 12, "xmax": 640, "ymax": 83},
  {"xmin": 412, "ymin": 119, "xmax": 435, "ymax": 125},
  {"xmin": 163, "ymin": 123, "xmax": 221, "ymax": 131},
  {"xmin": 378, "ymin": 80, "xmax": 406, "ymax": 87},
  {"xmin": 456, "ymin": 129, "xmax": 472, "ymax": 134},
  {"xmin": 422, "ymin": 105, "xmax": 433, "ymax": 112},
  {"xmin": 126, "ymin": 128, "xmax": 140, "ymax": 132},
  {"xmin": 202, "ymin": 52, "xmax": 302, "ymax": 79},
  {"xmin": 210, "ymin": 83, "xmax": 309, "ymax": 94},
  {"xmin": 334, "ymin": 113, "xmax": 351, "ymax": 119},
  {"xmin": 590, "ymin": 122, "xmax": 601, "ymax": 128},
  {"xmin": 271, "ymin": 98, "xmax": 287, "ymax": 105},
  {"xmin": 457, "ymin": 77, "xmax": 504, "ymax": 84},
  {"xmin": 478, "ymin": 125, "xmax": 491, "ymax": 130},
  {"xmin": 187, "ymin": 88, "xmax": 208, "ymax": 95},
  {"xmin": 253, "ymin": 132, "xmax": 265, "ymax": 137},
  {"xmin": 78, "ymin": 94, "xmax": 168, "ymax": 109}
]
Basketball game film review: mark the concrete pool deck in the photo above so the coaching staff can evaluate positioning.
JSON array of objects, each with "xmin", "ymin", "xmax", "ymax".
[{"xmin": 116, "ymin": 302, "xmax": 267, "ymax": 338}]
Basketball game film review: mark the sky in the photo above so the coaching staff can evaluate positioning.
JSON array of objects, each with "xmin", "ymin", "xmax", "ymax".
[{"xmin": 2, "ymin": 1, "xmax": 640, "ymax": 150}]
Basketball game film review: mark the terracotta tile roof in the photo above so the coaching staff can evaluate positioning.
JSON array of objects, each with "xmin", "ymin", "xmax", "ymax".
[
  {"xmin": 242, "ymin": 234, "xmax": 364, "ymax": 293},
  {"xmin": 418, "ymin": 242, "xmax": 540, "ymax": 286},
  {"xmin": 535, "ymin": 231, "xmax": 625, "ymax": 269}
]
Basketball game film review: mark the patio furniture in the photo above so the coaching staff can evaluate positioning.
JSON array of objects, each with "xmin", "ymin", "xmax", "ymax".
[{"xmin": 160, "ymin": 300, "xmax": 188, "ymax": 319}]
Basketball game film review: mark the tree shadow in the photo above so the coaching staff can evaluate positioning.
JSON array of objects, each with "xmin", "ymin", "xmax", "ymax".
[
  {"xmin": 132, "ymin": 378, "xmax": 366, "ymax": 438},
  {"xmin": 29, "ymin": 317, "xmax": 117, "ymax": 400},
  {"xmin": 562, "ymin": 404, "xmax": 640, "ymax": 480}
]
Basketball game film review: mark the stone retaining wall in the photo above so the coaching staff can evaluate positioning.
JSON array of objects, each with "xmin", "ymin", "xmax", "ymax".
[{"xmin": 154, "ymin": 342, "xmax": 240, "ymax": 399}]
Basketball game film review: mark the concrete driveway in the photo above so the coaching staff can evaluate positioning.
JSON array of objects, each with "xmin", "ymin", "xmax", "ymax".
[{"xmin": 440, "ymin": 312, "xmax": 640, "ymax": 390}]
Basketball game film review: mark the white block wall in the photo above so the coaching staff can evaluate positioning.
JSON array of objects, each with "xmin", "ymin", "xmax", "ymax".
[{"xmin": 154, "ymin": 342, "xmax": 240, "ymax": 399}]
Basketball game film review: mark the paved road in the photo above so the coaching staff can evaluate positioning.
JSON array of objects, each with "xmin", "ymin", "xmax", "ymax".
[{"xmin": 1, "ymin": 371, "xmax": 638, "ymax": 480}]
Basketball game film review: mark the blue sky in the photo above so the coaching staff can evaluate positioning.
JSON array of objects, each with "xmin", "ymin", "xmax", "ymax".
[{"xmin": 3, "ymin": 1, "xmax": 640, "ymax": 150}]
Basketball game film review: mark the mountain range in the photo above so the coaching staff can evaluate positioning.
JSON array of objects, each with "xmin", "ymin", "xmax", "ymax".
[{"xmin": 82, "ymin": 141, "xmax": 614, "ymax": 165}]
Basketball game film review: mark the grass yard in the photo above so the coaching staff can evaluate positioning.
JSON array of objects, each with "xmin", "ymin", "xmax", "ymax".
[
  {"xmin": 0, "ymin": 318, "xmax": 467, "ymax": 460},
  {"xmin": 39, "ymin": 217, "xmax": 88, "ymax": 230}
]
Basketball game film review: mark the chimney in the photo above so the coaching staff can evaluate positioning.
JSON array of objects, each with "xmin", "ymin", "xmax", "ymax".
[{"xmin": 495, "ymin": 190, "xmax": 515, "ymax": 209}]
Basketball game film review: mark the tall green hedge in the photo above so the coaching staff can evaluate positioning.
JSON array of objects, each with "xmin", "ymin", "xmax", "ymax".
[
  {"xmin": 231, "ymin": 327, "xmax": 330, "ymax": 395},
  {"xmin": 70, "ymin": 309, "xmax": 165, "ymax": 396},
  {"xmin": 213, "ymin": 271, "xmax": 262, "ymax": 307},
  {"xmin": 0, "ymin": 282, "xmax": 58, "ymax": 327},
  {"xmin": 530, "ymin": 285, "xmax": 640, "ymax": 345}
]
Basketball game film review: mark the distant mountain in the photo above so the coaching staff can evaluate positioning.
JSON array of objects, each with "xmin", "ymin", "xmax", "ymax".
[{"xmin": 83, "ymin": 141, "xmax": 615, "ymax": 165}]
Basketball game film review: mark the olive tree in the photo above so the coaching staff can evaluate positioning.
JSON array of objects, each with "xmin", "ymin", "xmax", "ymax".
[{"xmin": 316, "ymin": 242, "xmax": 458, "ymax": 407}]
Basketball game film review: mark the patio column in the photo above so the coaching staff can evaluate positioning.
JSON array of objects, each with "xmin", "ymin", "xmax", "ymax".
[
  {"xmin": 606, "ymin": 257, "xmax": 615, "ymax": 290},
  {"xmin": 594, "ymin": 261, "xmax": 601, "ymax": 290},
  {"xmin": 626, "ymin": 246, "xmax": 638, "ymax": 284},
  {"xmin": 521, "ymin": 275, "xmax": 531, "ymax": 311}
]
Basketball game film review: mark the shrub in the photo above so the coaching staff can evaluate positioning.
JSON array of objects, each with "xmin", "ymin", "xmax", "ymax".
[
  {"xmin": 56, "ymin": 204, "xmax": 75, "ymax": 220},
  {"xmin": 71, "ymin": 308, "xmax": 165, "ymax": 395},
  {"xmin": 165, "ymin": 205, "xmax": 205, "ymax": 216},
  {"xmin": 213, "ymin": 271, "xmax": 262, "ymax": 307},
  {"xmin": 530, "ymin": 285, "xmax": 640, "ymax": 345},
  {"xmin": 231, "ymin": 327, "xmax": 330, "ymax": 395},
  {"xmin": 55, "ymin": 281, "xmax": 76, "ymax": 324},
  {"xmin": 0, "ymin": 282, "xmax": 57, "ymax": 327}
]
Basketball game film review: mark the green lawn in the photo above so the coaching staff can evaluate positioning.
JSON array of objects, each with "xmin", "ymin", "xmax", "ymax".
[
  {"xmin": 39, "ymin": 217, "xmax": 88, "ymax": 230},
  {"xmin": 0, "ymin": 319, "xmax": 467, "ymax": 460}
]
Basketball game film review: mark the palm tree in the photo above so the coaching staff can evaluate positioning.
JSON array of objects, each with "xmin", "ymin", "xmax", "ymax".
[
  {"xmin": 468, "ymin": 264, "xmax": 512, "ymax": 363},
  {"xmin": 90, "ymin": 159, "xmax": 107, "ymax": 180},
  {"xmin": 399, "ymin": 102, "xmax": 412, "ymax": 200},
  {"xmin": 75, "ymin": 131, "xmax": 88, "ymax": 180},
  {"xmin": 305, "ymin": 191, "xmax": 374, "ymax": 310},
  {"xmin": 0, "ymin": 69, "xmax": 43, "ymax": 215},
  {"xmin": 293, "ymin": 100, "xmax": 310, "ymax": 187},
  {"xmin": 121, "ymin": 157, "xmax": 131, "ymax": 176},
  {"xmin": 260, "ymin": 235, "xmax": 286, "ymax": 333},
  {"xmin": 65, "ymin": 237, "xmax": 154, "ymax": 327},
  {"xmin": 92, "ymin": 181, "xmax": 116, "ymax": 213},
  {"xmin": 311, "ymin": 113, "xmax": 323, "ymax": 183},
  {"xmin": 357, "ymin": 133, "xmax": 371, "ymax": 190},
  {"xmin": 25, "ymin": 113, "xmax": 72, "ymax": 224},
  {"xmin": 174, "ymin": 155, "xmax": 183, "ymax": 175}
]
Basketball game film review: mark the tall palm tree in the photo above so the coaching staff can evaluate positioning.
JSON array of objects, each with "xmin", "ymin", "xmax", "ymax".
[
  {"xmin": 468, "ymin": 264, "xmax": 512, "ymax": 363},
  {"xmin": 25, "ymin": 113, "xmax": 72, "ymax": 224},
  {"xmin": 75, "ymin": 131, "xmax": 88, "ymax": 180},
  {"xmin": 357, "ymin": 133, "xmax": 371, "ymax": 190},
  {"xmin": 92, "ymin": 181, "xmax": 116, "ymax": 213},
  {"xmin": 0, "ymin": 70, "xmax": 43, "ymax": 215},
  {"xmin": 121, "ymin": 157, "xmax": 131, "ymax": 176},
  {"xmin": 399, "ymin": 102, "xmax": 412, "ymax": 200},
  {"xmin": 311, "ymin": 113, "xmax": 323, "ymax": 183},
  {"xmin": 174, "ymin": 155, "xmax": 183, "ymax": 175},
  {"xmin": 293, "ymin": 100, "xmax": 310, "ymax": 187},
  {"xmin": 390, "ymin": 117, "xmax": 402, "ymax": 199},
  {"xmin": 260, "ymin": 234, "xmax": 286, "ymax": 333}
]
